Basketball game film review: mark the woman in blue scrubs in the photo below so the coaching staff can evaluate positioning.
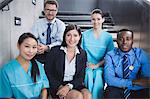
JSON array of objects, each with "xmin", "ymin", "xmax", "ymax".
[
  {"xmin": 81, "ymin": 9, "xmax": 114, "ymax": 99},
  {"xmin": 0, "ymin": 33, "xmax": 49, "ymax": 99}
]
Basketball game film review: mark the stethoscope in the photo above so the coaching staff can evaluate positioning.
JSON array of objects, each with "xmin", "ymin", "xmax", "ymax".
[
  {"xmin": 38, "ymin": 20, "xmax": 59, "ymax": 44},
  {"xmin": 42, "ymin": 20, "xmax": 59, "ymax": 36},
  {"xmin": 109, "ymin": 48, "xmax": 141, "ymax": 70}
]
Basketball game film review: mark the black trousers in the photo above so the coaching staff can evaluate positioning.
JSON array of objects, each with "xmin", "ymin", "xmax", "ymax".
[{"xmin": 104, "ymin": 86, "xmax": 150, "ymax": 99}]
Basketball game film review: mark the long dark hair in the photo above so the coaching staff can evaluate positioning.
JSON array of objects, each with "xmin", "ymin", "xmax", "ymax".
[
  {"xmin": 18, "ymin": 32, "xmax": 40, "ymax": 83},
  {"xmin": 61, "ymin": 24, "xmax": 82, "ymax": 49}
]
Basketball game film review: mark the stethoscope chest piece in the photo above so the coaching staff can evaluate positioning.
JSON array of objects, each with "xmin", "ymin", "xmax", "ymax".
[{"xmin": 129, "ymin": 65, "xmax": 134, "ymax": 70}]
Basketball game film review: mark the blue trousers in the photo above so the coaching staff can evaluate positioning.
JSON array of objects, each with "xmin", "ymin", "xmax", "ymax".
[{"xmin": 84, "ymin": 67, "xmax": 104, "ymax": 99}]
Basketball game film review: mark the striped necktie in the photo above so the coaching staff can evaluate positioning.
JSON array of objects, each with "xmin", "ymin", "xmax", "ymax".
[
  {"xmin": 123, "ymin": 55, "xmax": 130, "ymax": 99},
  {"xmin": 46, "ymin": 23, "xmax": 51, "ymax": 45}
]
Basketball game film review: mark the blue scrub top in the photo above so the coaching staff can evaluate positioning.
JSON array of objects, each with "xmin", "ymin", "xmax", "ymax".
[
  {"xmin": 0, "ymin": 59, "xmax": 49, "ymax": 98},
  {"xmin": 81, "ymin": 29, "xmax": 114, "ymax": 64}
]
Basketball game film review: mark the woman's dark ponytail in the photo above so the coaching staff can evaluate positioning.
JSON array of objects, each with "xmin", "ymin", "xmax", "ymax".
[
  {"xmin": 31, "ymin": 58, "xmax": 40, "ymax": 83},
  {"xmin": 18, "ymin": 33, "xmax": 39, "ymax": 83}
]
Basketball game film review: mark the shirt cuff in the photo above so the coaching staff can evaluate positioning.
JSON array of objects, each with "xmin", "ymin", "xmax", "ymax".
[
  {"xmin": 66, "ymin": 83, "xmax": 73, "ymax": 90},
  {"xmin": 127, "ymin": 80, "xmax": 133, "ymax": 89},
  {"xmin": 48, "ymin": 44, "xmax": 53, "ymax": 49},
  {"xmin": 46, "ymin": 45, "xmax": 52, "ymax": 52}
]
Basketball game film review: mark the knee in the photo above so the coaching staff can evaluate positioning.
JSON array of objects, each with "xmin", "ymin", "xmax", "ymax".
[
  {"xmin": 81, "ymin": 88, "xmax": 92, "ymax": 99},
  {"xmin": 94, "ymin": 69, "xmax": 103, "ymax": 82},
  {"xmin": 76, "ymin": 92, "xmax": 83, "ymax": 99},
  {"xmin": 67, "ymin": 90, "xmax": 83, "ymax": 99},
  {"xmin": 94, "ymin": 69, "xmax": 103, "ymax": 76},
  {"xmin": 73, "ymin": 92, "xmax": 83, "ymax": 99},
  {"xmin": 84, "ymin": 91, "xmax": 92, "ymax": 99},
  {"xmin": 85, "ymin": 68, "xmax": 93, "ymax": 75}
]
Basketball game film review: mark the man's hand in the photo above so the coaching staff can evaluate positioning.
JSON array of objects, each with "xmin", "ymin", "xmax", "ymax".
[
  {"xmin": 132, "ymin": 78, "xmax": 150, "ymax": 87},
  {"xmin": 37, "ymin": 43, "xmax": 49, "ymax": 54}
]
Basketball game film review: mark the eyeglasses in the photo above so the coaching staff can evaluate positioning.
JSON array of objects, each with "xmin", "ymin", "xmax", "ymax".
[{"xmin": 45, "ymin": 9, "xmax": 57, "ymax": 12}]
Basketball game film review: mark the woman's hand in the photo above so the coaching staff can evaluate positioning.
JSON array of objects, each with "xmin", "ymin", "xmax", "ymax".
[
  {"xmin": 87, "ymin": 60, "xmax": 105, "ymax": 69},
  {"xmin": 56, "ymin": 85, "xmax": 70, "ymax": 98},
  {"xmin": 87, "ymin": 63, "xmax": 98, "ymax": 69},
  {"xmin": 41, "ymin": 88, "xmax": 47, "ymax": 99}
]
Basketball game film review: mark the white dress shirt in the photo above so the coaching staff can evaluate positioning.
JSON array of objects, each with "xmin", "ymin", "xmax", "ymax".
[{"xmin": 60, "ymin": 46, "xmax": 80, "ymax": 81}]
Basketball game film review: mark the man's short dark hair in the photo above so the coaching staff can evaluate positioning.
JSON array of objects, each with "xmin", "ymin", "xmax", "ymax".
[
  {"xmin": 117, "ymin": 29, "xmax": 134, "ymax": 38},
  {"xmin": 44, "ymin": 0, "xmax": 59, "ymax": 8}
]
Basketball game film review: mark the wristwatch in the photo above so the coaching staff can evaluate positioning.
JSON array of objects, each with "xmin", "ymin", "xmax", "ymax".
[{"xmin": 66, "ymin": 83, "xmax": 73, "ymax": 90}]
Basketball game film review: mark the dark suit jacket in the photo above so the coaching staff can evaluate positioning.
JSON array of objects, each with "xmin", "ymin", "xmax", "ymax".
[{"xmin": 44, "ymin": 46, "xmax": 87, "ymax": 90}]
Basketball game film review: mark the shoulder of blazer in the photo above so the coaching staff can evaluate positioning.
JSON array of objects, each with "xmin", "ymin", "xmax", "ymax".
[
  {"xmin": 50, "ymin": 46, "xmax": 63, "ymax": 54},
  {"xmin": 51, "ymin": 45, "xmax": 61, "ymax": 51},
  {"xmin": 46, "ymin": 46, "xmax": 61, "ymax": 57},
  {"xmin": 77, "ymin": 49, "xmax": 87, "ymax": 62},
  {"xmin": 50, "ymin": 46, "xmax": 65, "ymax": 57},
  {"xmin": 79, "ymin": 49, "xmax": 87, "ymax": 56}
]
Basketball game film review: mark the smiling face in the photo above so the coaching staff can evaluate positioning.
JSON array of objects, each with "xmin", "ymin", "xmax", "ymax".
[
  {"xmin": 65, "ymin": 29, "xmax": 81, "ymax": 48},
  {"xmin": 18, "ymin": 38, "xmax": 38, "ymax": 61},
  {"xmin": 117, "ymin": 31, "xmax": 133, "ymax": 52},
  {"xmin": 91, "ymin": 13, "xmax": 105, "ymax": 29},
  {"xmin": 44, "ymin": 3, "xmax": 58, "ymax": 21}
]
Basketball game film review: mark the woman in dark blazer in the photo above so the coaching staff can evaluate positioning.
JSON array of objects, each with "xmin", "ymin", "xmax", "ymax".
[{"xmin": 44, "ymin": 24, "xmax": 91, "ymax": 99}]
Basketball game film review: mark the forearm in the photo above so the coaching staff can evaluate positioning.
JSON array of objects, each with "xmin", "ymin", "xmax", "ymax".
[
  {"xmin": 41, "ymin": 88, "xmax": 47, "ymax": 99},
  {"xmin": 105, "ymin": 76, "xmax": 132, "ymax": 88},
  {"xmin": 132, "ymin": 77, "xmax": 150, "ymax": 87},
  {"xmin": 71, "ymin": 78, "xmax": 83, "ymax": 88},
  {"xmin": 70, "ymin": 72, "xmax": 84, "ymax": 88},
  {"xmin": 104, "ymin": 65, "xmax": 132, "ymax": 88},
  {"xmin": 96, "ymin": 60, "xmax": 105, "ymax": 67},
  {"xmin": 48, "ymin": 41, "xmax": 62, "ymax": 49}
]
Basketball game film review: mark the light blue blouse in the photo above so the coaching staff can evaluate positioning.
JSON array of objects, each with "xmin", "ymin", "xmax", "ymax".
[{"xmin": 0, "ymin": 59, "xmax": 49, "ymax": 99}]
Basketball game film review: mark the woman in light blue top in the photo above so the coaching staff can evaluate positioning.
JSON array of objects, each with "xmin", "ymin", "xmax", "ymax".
[
  {"xmin": 0, "ymin": 33, "xmax": 49, "ymax": 99},
  {"xmin": 81, "ymin": 9, "xmax": 114, "ymax": 99}
]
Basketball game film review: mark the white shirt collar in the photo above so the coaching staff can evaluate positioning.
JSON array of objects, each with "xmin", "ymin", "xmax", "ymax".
[
  {"xmin": 60, "ymin": 46, "xmax": 80, "ymax": 55},
  {"xmin": 45, "ymin": 18, "xmax": 56, "ymax": 24}
]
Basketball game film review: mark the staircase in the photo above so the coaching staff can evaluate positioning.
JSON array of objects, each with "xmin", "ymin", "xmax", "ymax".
[{"xmin": 40, "ymin": 11, "xmax": 118, "ymax": 46}]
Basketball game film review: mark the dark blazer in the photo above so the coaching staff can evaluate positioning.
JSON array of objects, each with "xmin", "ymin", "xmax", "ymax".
[{"xmin": 44, "ymin": 46, "xmax": 87, "ymax": 90}]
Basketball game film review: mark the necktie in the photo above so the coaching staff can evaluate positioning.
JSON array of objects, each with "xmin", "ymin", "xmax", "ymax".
[
  {"xmin": 46, "ymin": 23, "xmax": 51, "ymax": 45},
  {"xmin": 123, "ymin": 55, "xmax": 130, "ymax": 99}
]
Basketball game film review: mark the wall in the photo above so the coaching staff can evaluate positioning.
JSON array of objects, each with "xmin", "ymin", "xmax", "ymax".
[
  {"xmin": 97, "ymin": 0, "xmax": 150, "ymax": 54},
  {"xmin": 0, "ymin": 0, "xmax": 44, "ymax": 66},
  {"xmin": 58, "ymin": 0, "xmax": 150, "ymax": 54},
  {"xmin": 0, "ymin": 0, "xmax": 149, "ymax": 66},
  {"xmin": 139, "ymin": 0, "xmax": 150, "ymax": 54},
  {"xmin": 0, "ymin": 9, "xmax": 11, "ymax": 66},
  {"xmin": 57, "ymin": 0, "xmax": 97, "ymax": 13}
]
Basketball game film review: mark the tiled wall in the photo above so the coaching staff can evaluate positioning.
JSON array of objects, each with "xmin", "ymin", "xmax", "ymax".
[{"xmin": 0, "ymin": 0, "xmax": 44, "ymax": 66}]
